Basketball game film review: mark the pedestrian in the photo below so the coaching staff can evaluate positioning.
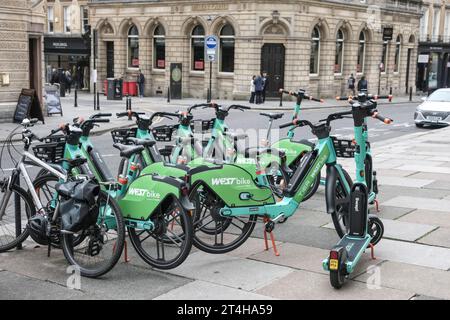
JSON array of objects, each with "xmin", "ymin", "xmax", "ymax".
[
  {"xmin": 50, "ymin": 68, "xmax": 59, "ymax": 85},
  {"xmin": 137, "ymin": 69, "xmax": 145, "ymax": 98},
  {"xmin": 65, "ymin": 69, "xmax": 72, "ymax": 95},
  {"xmin": 347, "ymin": 73, "xmax": 356, "ymax": 96},
  {"xmin": 249, "ymin": 75, "xmax": 256, "ymax": 104},
  {"xmin": 262, "ymin": 71, "xmax": 269, "ymax": 103},
  {"xmin": 254, "ymin": 73, "xmax": 264, "ymax": 104},
  {"xmin": 357, "ymin": 75, "xmax": 368, "ymax": 93}
]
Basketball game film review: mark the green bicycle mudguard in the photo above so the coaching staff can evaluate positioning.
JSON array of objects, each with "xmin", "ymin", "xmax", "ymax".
[
  {"xmin": 191, "ymin": 164, "xmax": 276, "ymax": 207},
  {"xmin": 141, "ymin": 161, "xmax": 189, "ymax": 179},
  {"xmin": 118, "ymin": 174, "xmax": 186, "ymax": 221},
  {"xmin": 271, "ymin": 139, "xmax": 313, "ymax": 167}
]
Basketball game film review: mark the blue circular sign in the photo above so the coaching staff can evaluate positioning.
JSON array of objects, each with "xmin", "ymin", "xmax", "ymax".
[{"xmin": 206, "ymin": 36, "xmax": 218, "ymax": 49}]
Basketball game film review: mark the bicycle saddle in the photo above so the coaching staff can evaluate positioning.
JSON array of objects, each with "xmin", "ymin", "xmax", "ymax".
[
  {"xmin": 260, "ymin": 112, "xmax": 284, "ymax": 120},
  {"xmin": 127, "ymin": 137, "xmax": 156, "ymax": 148},
  {"xmin": 113, "ymin": 143, "xmax": 145, "ymax": 159},
  {"xmin": 63, "ymin": 157, "xmax": 88, "ymax": 169}
]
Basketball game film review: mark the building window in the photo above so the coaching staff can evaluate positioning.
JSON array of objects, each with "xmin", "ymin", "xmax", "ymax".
[
  {"xmin": 420, "ymin": 8, "xmax": 429, "ymax": 41},
  {"xmin": 335, "ymin": 29, "xmax": 344, "ymax": 74},
  {"xmin": 381, "ymin": 41, "xmax": 388, "ymax": 73},
  {"xmin": 128, "ymin": 25, "xmax": 139, "ymax": 68},
  {"xmin": 310, "ymin": 26, "xmax": 320, "ymax": 75},
  {"xmin": 219, "ymin": 24, "xmax": 235, "ymax": 73},
  {"xmin": 357, "ymin": 31, "xmax": 366, "ymax": 73},
  {"xmin": 47, "ymin": 6, "xmax": 54, "ymax": 33},
  {"xmin": 63, "ymin": 6, "xmax": 71, "ymax": 33},
  {"xmin": 191, "ymin": 25, "xmax": 205, "ymax": 71},
  {"xmin": 394, "ymin": 35, "xmax": 401, "ymax": 73},
  {"xmin": 432, "ymin": 9, "xmax": 440, "ymax": 41},
  {"xmin": 81, "ymin": 6, "xmax": 89, "ymax": 33},
  {"xmin": 153, "ymin": 25, "xmax": 165, "ymax": 69}
]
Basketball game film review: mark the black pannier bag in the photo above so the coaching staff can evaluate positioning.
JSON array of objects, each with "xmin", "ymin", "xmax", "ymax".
[{"xmin": 56, "ymin": 179, "xmax": 101, "ymax": 233}]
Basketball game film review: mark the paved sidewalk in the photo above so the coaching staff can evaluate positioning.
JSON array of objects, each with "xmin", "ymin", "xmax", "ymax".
[{"xmin": 1, "ymin": 125, "xmax": 450, "ymax": 300}]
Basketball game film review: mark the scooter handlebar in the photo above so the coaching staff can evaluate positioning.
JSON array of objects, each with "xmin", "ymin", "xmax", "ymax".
[
  {"xmin": 371, "ymin": 111, "xmax": 393, "ymax": 124},
  {"xmin": 279, "ymin": 89, "xmax": 323, "ymax": 103}
]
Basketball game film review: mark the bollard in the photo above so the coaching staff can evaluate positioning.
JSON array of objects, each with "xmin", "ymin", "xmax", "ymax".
[
  {"xmin": 97, "ymin": 91, "xmax": 100, "ymax": 110},
  {"xmin": 74, "ymin": 88, "xmax": 78, "ymax": 107},
  {"xmin": 390, "ymin": 87, "xmax": 393, "ymax": 95},
  {"xmin": 409, "ymin": 87, "xmax": 413, "ymax": 102},
  {"xmin": 167, "ymin": 86, "xmax": 171, "ymax": 103},
  {"xmin": 207, "ymin": 88, "xmax": 211, "ymax": 103},
  {"xmin": 279, "ymin": 91, "xmax": 283, "ymax": 107}
]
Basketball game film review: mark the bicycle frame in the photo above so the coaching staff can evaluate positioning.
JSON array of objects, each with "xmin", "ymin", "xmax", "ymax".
[{"xmin": 0, "ymin": 151, "xmax": 66, "ymax": 220}]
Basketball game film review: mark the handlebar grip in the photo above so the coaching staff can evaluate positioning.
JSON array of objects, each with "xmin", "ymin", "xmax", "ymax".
[
  {"xmin": 116, "ymin": 112, "xmax": 127, "ymax": 118},
  {"xmin": 306, "ymin": 95, "xmax": 324, "ymax": 103},
  {"xmin": 373, "ymin": 95, "xmax": 393, "ymax": 102},
  {"xmin": 279, "ymin": 121, "xmax": 295, "ymax": 129},
  {"xmin": 93, "ymin": 118, "xmax": 110, "ymax": 123},
  {"xmin": 336, "ymin": 96, "xmax": 352, "ymax": 101},
  {"xmin": 372, "ymin": 112, "xmax": 393, "ymax": 124}
]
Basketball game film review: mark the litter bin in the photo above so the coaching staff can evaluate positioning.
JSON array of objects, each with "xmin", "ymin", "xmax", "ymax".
[
  {"xmin": 123, "ymin": 81, "xmax": 129, "ymax": 96},
  {"xmin": 103, "ymin": 80, "xmax": 108, "ymax": 96},
  {"xmin": 106, "ymin": 78, "xmax": 115, "ymax": 100},
  {"xmin": 114, "ymin": 79, "xmax": 123, "ymax": 100},
  {"xmin": 128, "ymin": 81, "xmax": 137, "ymax": 96}
]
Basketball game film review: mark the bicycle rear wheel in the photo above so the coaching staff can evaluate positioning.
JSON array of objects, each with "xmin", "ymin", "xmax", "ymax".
[
  {"xmin": 0, "ymin": 184, "xmax": 34, "ymax": 252},
  {"xmin": 61, "ymin": 191, "xmax": 125, "ymax": 278}
]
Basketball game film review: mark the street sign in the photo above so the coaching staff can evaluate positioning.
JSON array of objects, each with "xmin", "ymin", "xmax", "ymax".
[{"xmin": 205, "ymin": 35, "xmax": 218, "ymax": 62}]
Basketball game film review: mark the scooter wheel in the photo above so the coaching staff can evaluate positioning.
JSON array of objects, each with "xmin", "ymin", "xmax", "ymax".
[
  {"xmin": 330, "ymin": 251, "xmax": 348, "ymax": 289},
  {"xmin": 368, "ymin": 215, "xmax": 384, "ymax": 246}
]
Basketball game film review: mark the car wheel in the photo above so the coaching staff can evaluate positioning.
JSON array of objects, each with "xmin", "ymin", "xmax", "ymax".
[{"xmin": 415, "ymin": 123, "xmax": 425, "ymax": 128}]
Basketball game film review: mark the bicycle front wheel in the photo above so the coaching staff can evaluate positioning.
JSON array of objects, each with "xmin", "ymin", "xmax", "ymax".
[
  {"xmin": 61, "ymin": 191, "xmax": 125, "ymax": 278},
  {"xmin": 0, "ymin": 184, "xmax": 34, "ymax": 252}
]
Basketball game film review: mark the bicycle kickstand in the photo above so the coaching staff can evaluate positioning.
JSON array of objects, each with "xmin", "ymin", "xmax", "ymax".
[
  {"xmin": 113, "ymin": 239, "xmax": 131, "ymax": 263},
  {"xmin": 369, "ymin": 243, "xmax": 376, "ymax": 260},
  {"xmin": 263, "ymin": 218, "xmax": 280, "ymax": 256}
]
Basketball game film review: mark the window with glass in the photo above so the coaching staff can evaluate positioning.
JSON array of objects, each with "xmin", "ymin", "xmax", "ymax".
[
  {"xmin": 128, "ymin": 25, "xmax": 139, "ymax": 68},
  {"xmin": 335, "ymin": 29, "xmax": 344, "ymax": 74},
  {"xmin": 310, "ymin": 27, "xmax": 320, "ymax": 75},
  {"xmin": 219, "ymin": 24, "xmax": 235, "ymax": 73},
  {"xmin": 191, "ymin": 25, "xmax": 205, "ymax": 71},
  {"xmin": 47, "ymin": 6, "xmax": 54, "ymax": 33},
  {"xmin": 81, "ymin": 6, "xmax": 89, "ymax": 33},
  {"xmin": 381, "ymin": 41, "xmax": 388, "ymax": 72},
  {"xmin": 357, "ymin": 32, "xmax": 366, "ymax": 73},
  {"xmin": 63, "ymin": 6, "xmax": 71, "ymax": 33},
  {"xmin": 153, "ymin": 25, "xmax": 165, "ymax": 69},
  {"xmin": 394, "ymin": 35, "xmax": 401, "ymax": 73}
]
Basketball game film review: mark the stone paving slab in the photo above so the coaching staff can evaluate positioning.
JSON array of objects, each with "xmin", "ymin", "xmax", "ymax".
[
  {"xmin": 376, "ymin": 206, "xmax": 415, "ymax": 220},
  {"xmin": 410, "ymin": 172, "xmax": 450, "ymax": 182},
  {"xmin": 375, "ymin": 239, "xmax": 450, "ymax": 270},
  {"xmin": 0, "ymin": 270, "xmax": 84, "ymax": 300},
  {"xmin": 397, "ymin": 165, "xmax": 450, "ymax": 175},
  {"xmin": 154, "ymin": 280, "xmax": 274, "ymax": 300},
  {"xmin": 223, "ymin": 236, "xmax": 283, "ymax": 259},
  {"xmin": 418, "ymin": 228, "xmax": 450, "ymax": 249},
  {"xmin": 399, "ymin": 210, "xmax": 450, "ymax": 229},
  {"xmin": 254, "ymin": 270, "xmax": 414, "ymax": 300},
  {"xmin": 378, "ymin": 185, "xmax": 450, "ymax": 201},
  {"xmin": 163, "ymin": 251, "xmax": 293, "ymax": 291},
  {"xmin": 377, "ymin": 169, "xmax": 418, "ymax": 178},
  {"xmin": 423, "ymin": 180, "xmax": 450, "ymax": 190},
  {"xmin": 378, "ymin": 176, "xmax": 434, "ymax": 188},
  {"xmin": 355, "ymin": 261, "xmax": 450, "ymax": 300},
  {"xmin": 384, "ymin": 196, "xmax": 450, "ymax": 212}
]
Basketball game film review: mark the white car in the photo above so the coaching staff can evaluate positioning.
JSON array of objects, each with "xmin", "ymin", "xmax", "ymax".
[{"xmin": 415, "ymin": 88, "xmax": 450, "ymax": 127}]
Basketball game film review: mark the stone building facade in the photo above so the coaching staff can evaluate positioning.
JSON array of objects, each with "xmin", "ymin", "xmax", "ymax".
[
  {"xmin": 0, "ymin": 0, "xmax": 46, "ymax": 121},
  {"xmin": 89, "ymin": 0, "xmax": 422, "ymax": 99}
]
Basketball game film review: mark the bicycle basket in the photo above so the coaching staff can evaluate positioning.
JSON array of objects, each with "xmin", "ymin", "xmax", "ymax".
[
  {"xmin": 43, "ymin": 135, "xmax": 66, "ymax": 144},
  {"xmin": 192, "ymin": 118, "xmax": 215, "ymax": 133},
  {"xmin": 110, "ymin": 127, "xmax": 138, "ymax": 145},
  {"xmin": 331, "ymin": 136, "xmax": 355, "ymax": 158},
  {"xmin": 158, "ymin": 145, "xmax": 174, "ymax": 162},
  {"xmin": 152, "ymin": 125, "xmax": 176, "ymax": 142},
  {"xmin": 32, "ymin": 141, "xmax": 66, "ymax": 163}
]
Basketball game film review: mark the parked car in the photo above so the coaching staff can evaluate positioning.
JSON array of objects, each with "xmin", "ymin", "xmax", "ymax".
[{"xmin": 415, "ymin": 88, "xmax": 450, "ymax": 128}]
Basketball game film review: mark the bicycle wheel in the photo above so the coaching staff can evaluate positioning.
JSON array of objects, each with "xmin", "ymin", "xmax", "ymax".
[
  {"xmin": 128, "ymin": 196, "xmax": 193, "ymax": 270},
  {"xmin": 0, "ymin": 184, "xmax": 34, "ymax": 252},
  {"xmin": 32, "ymin": 174, "xmax": 86, "ymax": 248},
  {"xmin": 190, "ymin": 184, "xmax": 257, "ymax": 254},
  {"xmin": 331, "ymin": 168, "xmax": 353, "ymax": 238},
  {"xmin": 61, "ymin": 191, "xmax": 125, "ymax": 278}
]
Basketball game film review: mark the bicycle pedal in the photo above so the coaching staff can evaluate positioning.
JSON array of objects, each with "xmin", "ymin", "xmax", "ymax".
[{"xmin": 87, "ymin": 238, "xmax": 102, "ymax": 257}]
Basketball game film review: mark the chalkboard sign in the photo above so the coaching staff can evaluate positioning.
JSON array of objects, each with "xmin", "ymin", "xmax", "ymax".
[
  {"xmin": 45, "ymin": 84, "xmax": 63, "ymax": 116},
  {"xmin": 13, "ymin": 89, "xmax": 45, "ymax": 124}
]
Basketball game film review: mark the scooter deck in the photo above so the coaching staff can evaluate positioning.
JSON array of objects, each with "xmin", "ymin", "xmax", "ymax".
[{"xmin": 334, "ymin": 235, "xmax": 371, "ymax": 262}]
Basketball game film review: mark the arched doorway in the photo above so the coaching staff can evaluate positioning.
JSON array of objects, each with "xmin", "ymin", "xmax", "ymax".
[{"xmin": 260, "ymin": 44, "xmax": 285, "ymax": 97}]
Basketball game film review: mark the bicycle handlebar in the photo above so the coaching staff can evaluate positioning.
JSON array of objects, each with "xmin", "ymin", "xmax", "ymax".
[
  {"xmin": 227, "ymin": 105, "xmax": 251, "ymax": 111},
  {"xmin": 116, "ymin": 111, "xmax": 145, "ymax": 119},
  {"xmin": 90, "ymin": 113, "xmax": 112, "ymax": 119},
  {"xmin": 337, "ymin": 94, "xmax": 393, "ymax": 102},
  {"xmin": 279, "ymin": 88, "xmax": 324, "ymax": 103},
  {"xmin": 371, "ymin": 111, "xmax": 393, "ymax": 124},
  {"xmin": 188, "ymin": 103, "xmax": 212, "ymax": 113},
  {"xmin": 149, "ymin": 112, "xmax": 179, "ymax": 123}
]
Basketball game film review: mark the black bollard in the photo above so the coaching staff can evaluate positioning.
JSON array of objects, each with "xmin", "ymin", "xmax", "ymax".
[
  {"xmin": 97, "ymin": 91, "xmax": 100, "ymax": 110},
  {"xmin": 409, "ymin": 87, "xmax": 413, "ymax": 102},
  {"xmin": 279, "ymin": 91, "xmax": 283, "ymax": 107},
  {"xmin": 390, "ymin": 87, "xmax": 393, "ymax": 95},
  {"xmin": 74, "ymin": 88, "xmax": 78, "ymax": 107},
  {"xmin": 167, "ymin": 86, "xmax": 171, "ymax": 103}
]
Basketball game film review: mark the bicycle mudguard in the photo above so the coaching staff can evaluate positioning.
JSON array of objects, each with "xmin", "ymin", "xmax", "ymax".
[
  {"xmin": 271, "ymin": 138, "xmax": 313, "ymax": 167},
  {"xmin": 325, "ymin": 164, "xmax": 338, "ymax": 215},
  {"xmin": 118, "ymin": 174, "xmax": 187, "ymax": 221},
  {"xmin": 191, "ymin": 164, "xmax": 276, "ymax": 207}
]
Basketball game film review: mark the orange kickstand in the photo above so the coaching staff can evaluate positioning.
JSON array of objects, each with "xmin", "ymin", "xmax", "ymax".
[
  {"xmin": 369, "ymin": 243, "xmax": 376, "ymax": 260},
  {"xmin": 262, "ymin": 217, "xmax": 280, "ymax": 256},
  {"xmin": 113, "ymin": 239, "xmax": 131, "ymax": 263},
  {"xmin": 374, "ymin": 199, "xmax": 380, "ymax": 213}
]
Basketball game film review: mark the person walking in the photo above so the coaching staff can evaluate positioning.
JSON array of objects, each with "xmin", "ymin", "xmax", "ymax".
[
  {"xmin": 137, "ymin": 70, "xmax": 145, "ymax": 99},
  {"xmin": 357, "ymin": 75, "xmax": 368, "ymax": 93},
  {"xmin": 249, "ymin": 75, "xmax": 256, "ymax": 103},
  {"xmin": 50, "ymin": 68, "xmax": 59, "ymax": 85},
  {"xmin": 254, "ymin": 73, "xmax": 264, "ymax": 104},
  {"xmin": 262, "ymin": 71, "xmax": 269, "ymax": 103},
  {"xmin": 347, "ymin": 73, "xmax": 356, "ymax": 96},
  {"xmin": 65, "ymin": 69, "xmax": 72, "ymax": 96}
]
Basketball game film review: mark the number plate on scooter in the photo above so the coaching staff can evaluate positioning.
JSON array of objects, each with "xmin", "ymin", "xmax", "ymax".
[{"xmin": 329, "ymin": 259, "xmax": 339, "ymax": 271}]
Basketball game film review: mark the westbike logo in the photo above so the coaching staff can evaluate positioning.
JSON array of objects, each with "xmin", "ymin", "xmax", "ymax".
[
  {"xmin": 129, "ymin": 188, "xmax": 161, "ymax": 200},
  {"xmin": 211, "ymin": 177, "xmax": 252, "ymax": 186}
]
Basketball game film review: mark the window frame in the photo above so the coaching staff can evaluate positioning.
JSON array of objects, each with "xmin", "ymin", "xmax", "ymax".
[
  {"xmin": 153, "ymin": 25, "xmax": 166, "ymax": 71},
  {"xmin": 191, "ymin": 25, "xmax": 205, "ymax": 72},
  {"xmin": 334, "ymin": 29, "xmax": 345, "ymax": 75},
  {"xmin": 218, "ymin": 24, "xmax": 235, "ymax": 74},
  {"xmin": 127, "ymin": 25, "xmax": 140, "ymax": 69},
  {"xmin": 80, "ymin": 6, "xmax": 89, "ymax": 34},
  {"xmin": 310, "ymin": 26, "xmax": 321, "ymax": 76},
  {"xmin": 47, "ymin": 6, "xmax": 54, "ymax": 34},
  {"xmin": 381, "ymin": 40, "xmax": 389, "ymax": 74},
  {"xmin": 394, "ymin": 35, "xmax": 401, "ymax": 73},
  {"xmin": 63, "ymin": 6, "xmax": 71, "ymax": 34},
  {"xmin": 357, "ymin": 31, "xmax": 366, "ymax": 74}
]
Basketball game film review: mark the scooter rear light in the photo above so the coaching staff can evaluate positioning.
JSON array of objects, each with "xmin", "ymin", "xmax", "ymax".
[{"xmin": 330, "ymin": 250, "xmax": 339, "ymax": 260}]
